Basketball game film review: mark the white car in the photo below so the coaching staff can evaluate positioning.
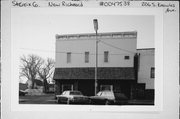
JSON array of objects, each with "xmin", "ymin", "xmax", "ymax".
[
  {"xmin": 56, "ymin": 90, "xmax": 90, "ymax": 104},
  {"xmin": 89, "ymin": 90, "xmax": 128, "ymax": 105}
]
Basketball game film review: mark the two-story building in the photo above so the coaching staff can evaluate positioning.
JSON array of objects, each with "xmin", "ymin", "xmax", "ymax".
[{"xmin": 53, "ymin": 31, "xmax": 139, "ymax": 98}]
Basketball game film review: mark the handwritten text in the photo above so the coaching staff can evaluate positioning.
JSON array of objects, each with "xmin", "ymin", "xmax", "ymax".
[
  {"xmin": 48, "ymin": 1, "xmax": 83, "ymax": 7},
  {"xmin": 12, "ymin": 0, "xmax": 39, "ymax": 7}
]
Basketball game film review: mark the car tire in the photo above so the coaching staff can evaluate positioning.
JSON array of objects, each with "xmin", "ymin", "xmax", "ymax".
[
  {"xmin": 105, "ymin": 100, "xmax": 110, "ymax": 105},
  {"xmin": 88, "ymin": 99, "xmax": 92, "ymax": 104},
  {"xmin": 57, "ymin": 99, "xmax": 61, "ymax": 104},
  {"xmin": 67, "ymin": 99, "xmax": 70, "ymax": 104}
]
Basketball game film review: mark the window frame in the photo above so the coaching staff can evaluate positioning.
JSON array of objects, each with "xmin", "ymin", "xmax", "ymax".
[
  {"xmin": 62, "ymin": 84, "xmax": 74, "ymax": 93},
  {"xmin": 104, "ymin": 51, "xmax": 109, "ymax": 63},
  {"xmin": 124, "ymin": 56, "xmax": 130, "ymax": 60},
  {"xmin": 100, "ymin": 85, "xmax": 113, "ymax": 91},
  {"xmin": 67, "ymin": 52, "xmax": 71, "ymax": 63},
  {"xmin": 85, "ymin": 51, "xmax": 89, "ymax": 63},
  {"xmin": 150, "ymin": 67, "xmax": 155, "ymax": 78}
]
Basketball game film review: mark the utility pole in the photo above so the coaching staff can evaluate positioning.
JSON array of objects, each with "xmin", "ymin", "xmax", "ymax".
[{"xmin": 93, "ymin": 19, "xmax": 98, "ymax": 95}]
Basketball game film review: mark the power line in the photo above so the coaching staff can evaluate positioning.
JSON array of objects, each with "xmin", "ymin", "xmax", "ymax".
[
  {"xmin": 99, "ymin": 40, "xmax": 136, "ymax": 54},
  {"xmin": 20, "ymin": 48, "xmax": 153, "ymax": 56},
  {"xmin": 20, "ymin": 48, "xmax": 131, "ymax": 56},
  {"xmin": 56, "ymin": 39, "xmax": 136, "ymax": 54}
]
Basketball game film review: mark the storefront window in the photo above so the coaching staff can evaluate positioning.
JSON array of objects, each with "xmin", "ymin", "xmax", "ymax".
[
  {"xmin": 100, "ymin": 85, "xmax": 113, "ymax": 91},
  {"xmin": 62, "ymin": 84, "xmax": 73, "ymax": 92}
]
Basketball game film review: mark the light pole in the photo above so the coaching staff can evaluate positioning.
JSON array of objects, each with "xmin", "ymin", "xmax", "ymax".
[{"xmin": 93, "ymin": 19, "xmax": 98, "ymax": 95}]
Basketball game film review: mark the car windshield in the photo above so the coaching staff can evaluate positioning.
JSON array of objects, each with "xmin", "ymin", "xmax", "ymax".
[
  {"xmin": 70, "ymin": 91, "xmax": 82, "ymax": 95},
  {"xmin": 62, "ymin": 91, "xmax": 67, "ymax": 95},
  {"xmin": 96, "ymin": 92, "xmax": 102, "ymax": 96}
]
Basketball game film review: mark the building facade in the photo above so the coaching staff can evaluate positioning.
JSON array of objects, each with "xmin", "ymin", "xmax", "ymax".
[
  {"xmin": 136, "ymin": 48, "xmax": 155, "ymax": 99},
  {"xmin": 53, "ymin": 31, "xmax": 139, "ymax": 98}
]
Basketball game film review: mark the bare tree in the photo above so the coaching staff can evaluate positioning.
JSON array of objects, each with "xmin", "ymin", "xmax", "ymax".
[
  {"xmin": 38, "ymin": 58, "xmax": 55, "ymax": 93},
  {"xmin": 20, "ymin": 54, "xmax": 43, "ymax": 89}
]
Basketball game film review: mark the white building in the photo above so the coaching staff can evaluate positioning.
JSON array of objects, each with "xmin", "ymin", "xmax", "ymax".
[
  {"xmin": 53, "ymin": 31, "xmax": 154, "ymax": 100},
  {"xmin": 55, "ymin": 32, "xmax": 137, "ymax": 68},
  {"xmin": 54, "ymin": 31, "xmax": 138, "ymax": 98},
  {"xmin": 137, "ymin": 48, "xmax": 155, "ymax": 99}
]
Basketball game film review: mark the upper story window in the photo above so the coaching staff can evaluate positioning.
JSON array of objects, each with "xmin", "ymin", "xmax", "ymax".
[
  {"xmin": 150, "ymin": 67, "xmax": 155, "ymax": 78},
  {"xmin": 124, "ymin": 56, "xmax": 130, "ymax": 60},
  {"xmin": 67, "ymin": 52, "xmax": 71, "ymax": 63},
  {"xmin": 104, "ymin": 51, "xmax": 109, "ymax": 63},
  {"xmin": 85, "ymin": 52, "xmax": 89, "ymax": 63}
]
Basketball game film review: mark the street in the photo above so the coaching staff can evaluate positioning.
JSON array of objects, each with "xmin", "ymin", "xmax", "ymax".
[
  {"xmin": 19, "ymin": 94, "xmax": 154, "ymax": 105},
  {"xmin": 19, "ymin": 94, "xmax": 56, "ymax": 104}
]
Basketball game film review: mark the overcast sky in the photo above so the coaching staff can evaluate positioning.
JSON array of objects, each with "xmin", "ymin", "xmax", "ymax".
[{"xmin": 11, "ymin": 8, "xmax": 154, "ymax": 59}]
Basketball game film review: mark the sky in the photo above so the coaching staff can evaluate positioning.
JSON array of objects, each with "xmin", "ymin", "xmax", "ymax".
[{"xmin": 11, "ymin": 8, "xmax": 154, "ymax": 60}]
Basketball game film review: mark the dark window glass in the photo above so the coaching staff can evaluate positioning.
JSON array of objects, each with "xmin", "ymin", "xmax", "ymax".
[
  {"xmin": 67, "ymin": 52, "xmax": 71, "ymax": 63},
  {"xmin": 151, "ymin": 67, "xmax": 155, "ymax": 78},
  {"xmin": 85, "ymin": 52, "xmax": 89, "ymax": 63},
  {"xmin": 124, "ymin": 56, "xmax": 130, "ymax": 60},
  {"xmin": 104, "ymin": 51, "xmax": 109, "ymax": 62}
]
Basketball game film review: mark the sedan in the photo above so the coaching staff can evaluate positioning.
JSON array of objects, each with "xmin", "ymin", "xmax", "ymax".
[
  {"xmin": 56, "ymin": 90, "xmax": 90, "ymax": 104},
  {"xmin": 89, "ymin": 90, "xmax": 128, "ymax": 105}
]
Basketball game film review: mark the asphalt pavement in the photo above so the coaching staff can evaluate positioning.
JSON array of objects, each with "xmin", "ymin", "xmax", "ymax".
[
  {"xmin": 19, "ymin": 94, "xmax": 56, "ymax": 104},
  {"xmin": 19, "ymin": 94, "xmax": 154, "ymax": 105}
]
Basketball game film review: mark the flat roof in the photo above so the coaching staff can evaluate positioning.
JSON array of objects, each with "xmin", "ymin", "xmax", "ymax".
[{"xmin": 56, "ymin": 31, "xmax": 137, "ymax": 40}]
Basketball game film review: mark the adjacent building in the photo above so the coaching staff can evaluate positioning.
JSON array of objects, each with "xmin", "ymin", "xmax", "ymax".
[
  {"xmin": 53, "ymin": 31, "xmax": 154, "ymax": 100},
  {"xmin": 136, "ymin": 48, "xmax": 155, "ymax": 99}
]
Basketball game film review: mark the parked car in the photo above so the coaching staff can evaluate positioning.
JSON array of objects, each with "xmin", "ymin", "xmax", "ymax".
[
  {"xmin": 56, "ymin": 90, "xmax": 90, "ymax": 104},
  {"xmin": 89, "ymin": 90, "xmax": 128, "ymax": 105},
  {"xmin": 19, "ymin": 90, "xmax": 27, "ymax": 96}
]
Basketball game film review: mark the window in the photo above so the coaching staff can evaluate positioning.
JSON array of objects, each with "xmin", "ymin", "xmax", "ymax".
[
  {"xmin": 62, "ymin": 84, "xmax": 73, "ymax": 92},
  {"xmin": 124, "ymin": 56, "xmax": 130, "ymax": 60},
  {"xmin": 97, "ymin": 92, "xmax": 102, "ymax": 96},
  {"xmin": 85, "ymin": 52, "xmax": 89, "ymax": 63},
  {"xmin": 151, "ymin": 67, "xmax": 155, "ymax": 78},
  {"xmin": 67, "ymin": 52, "xmax": 71, "ymax": 63},
  {"xmin": 100, "ymin": 85, "xmax": 113, "ymax": 91},
  {"xmin": 104, "ymin": 51, "xmax": 109, "ymax": 62}
]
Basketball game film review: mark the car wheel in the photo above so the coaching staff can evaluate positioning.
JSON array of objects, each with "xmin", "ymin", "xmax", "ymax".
[
  {"xmin": 105, "ymin": 100, "xmax": 110, "ymax": 105},
  {"xmin": 67, "ymin": 99, "xmax": 70, "ymax": 104},
  {"xmin": 57, "ymin": 99, "xmax": 61, "ymax": 104},
  {"xmin": 88, "ymin": 99, "xmax": 92, "ymax": 104}
]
